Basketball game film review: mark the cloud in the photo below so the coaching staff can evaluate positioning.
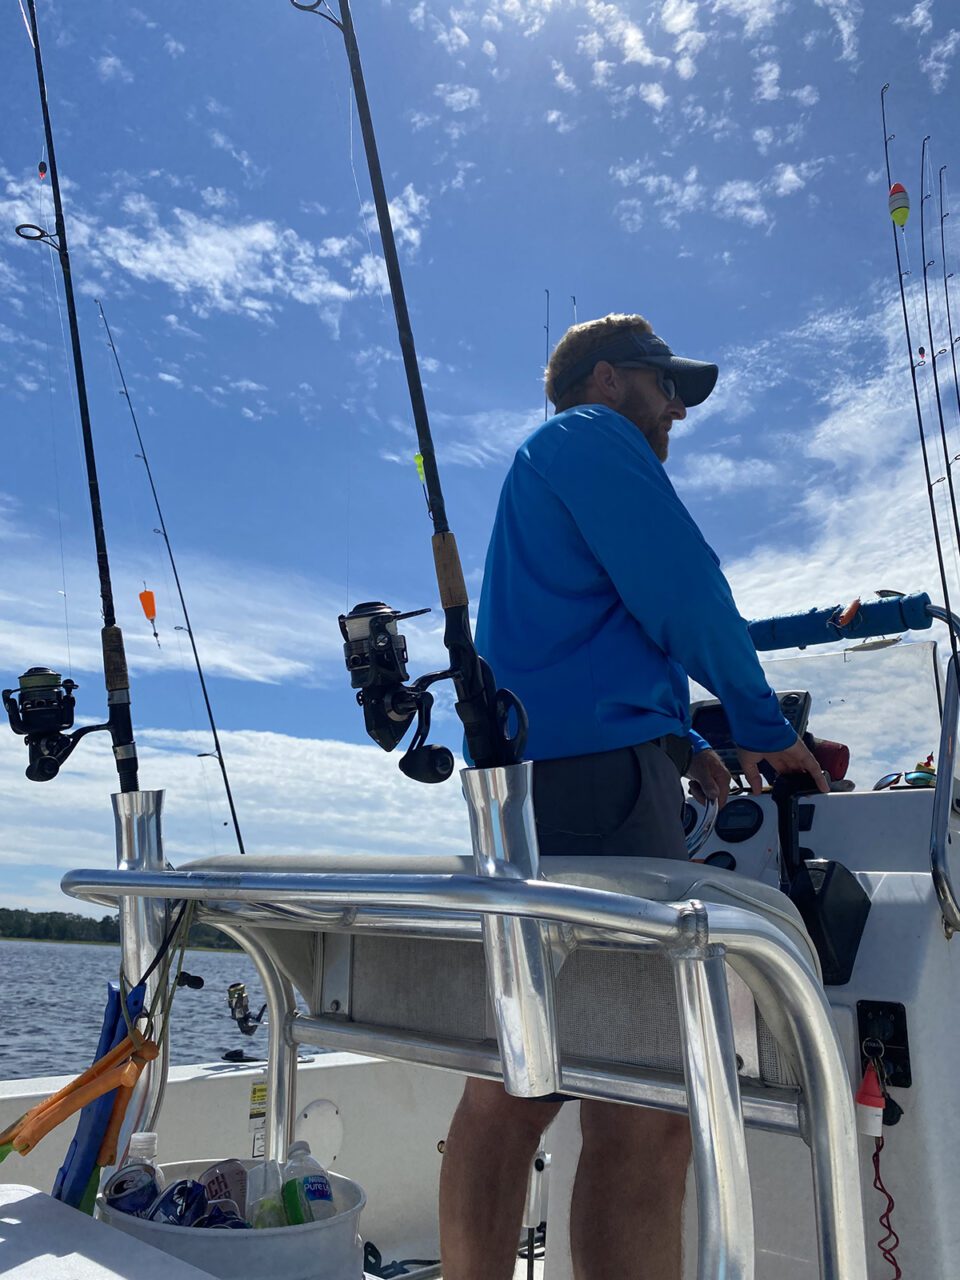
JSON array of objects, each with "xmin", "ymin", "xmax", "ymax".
[
  {"xmin": 754, "ymin": 59, "xmax": 780, "ymax": 100},
  {"xmin": 97, "ymin": 55, "xmax": 133, "ymax": 83},
  {"xmin": 770, "ymin": 160, "xmax": 824, "ymax": 196},
  {"xmin": 545, "ymin": 109, "xmax": 574, "ymax": 133},
  {"xmin": 661, "ymin": 0, "xmax": 706, "ymax": 77},
  {"xmin": 436, "ymin": 23, "xmax": 470, "ymax": 53},
  {"xmin": 612, "ymin": 164, "xmax": 705, "ymax": 230},
  {"xmin": 163, "ymin": 313, "xmax": 202, "ymax": 338},
  {"xmin": 551, "ymin": 60, "xmax": 577, "ymax": 92},
  {"xmin": 0, "ymin": 501, "xmax": 354, "ymax": 686},
  {"xmin": 0, "ymin": 723, "xmax": 474, "ymax": 914},
  {"xmin": 813, "ymin": 0, "xmax": 862, "ymax": 62},
  {"xmin": 894, "ymin": 1, "xmax": 932, "ymax": 35},
  {"xmin": 362, "ymin": 185, "xmax": 429, "ymax": 254},
  {"xmin": 229, "ymin": 379, "xmax": 267, "ymax": 393},
  {"xmin": 209, "ymin": 131, "xmax": 266, "ymax": 184},
  {"xmin": 712, "ymin": 0, "xmax": 783, "ymax": 38},
  {"xmin": 157, "ymin": 371, "xmax": 182, "ymax": 387},
  {"xmin": 661, "ymin": 0, "xmax": 698, "ymax": 34},
  {"xmin": 920, "ymin": 30, "xmax": 960, "ymax": 92},
  {"xmin": 714, "ymin": 178, "xmax": 769, "ymax": 226},
  {"xmin": 435, "ymin": 84, "xmax": 481, "ymax": 112},
  {"xmin": 673, "ymin": 453, "xmax": 778, "ymax": 492},
  {"xmin": 163, "ymin": 36, "xmax": 185, "ymax": 57},
  {"xmin": 88, "ymin": 202, "xmax": 354, "ymax": 323},
  {"xmin": 639, "ymin": 83, "xmax": 669, "ymax": 111},
  {"xmin": 352, "ymin": 254, "xmax": 389, "ymax": 295},
  {"xmin": 200, "ymin": 187, "xmax": 233, "ymax": 210}
]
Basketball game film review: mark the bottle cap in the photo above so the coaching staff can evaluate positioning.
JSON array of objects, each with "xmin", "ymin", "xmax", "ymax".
[{"xmin": 288, "ymin": 1140, "xmax": 310, "ymax": 1156}]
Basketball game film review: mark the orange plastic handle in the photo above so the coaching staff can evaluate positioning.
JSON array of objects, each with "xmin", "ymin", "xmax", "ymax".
[
  {"xmin": 0, "ymin": 1030, "xmax": 145, "ymax": 1148},
  {"xmin": 14, "ymin": 1060, "xmax": 140, "ymax": 1155}
]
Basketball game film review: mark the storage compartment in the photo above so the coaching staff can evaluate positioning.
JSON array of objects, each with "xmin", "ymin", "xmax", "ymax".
[{"xmin": 97, "ymin": 1159, "xmax": 365, "ymax": 1280}]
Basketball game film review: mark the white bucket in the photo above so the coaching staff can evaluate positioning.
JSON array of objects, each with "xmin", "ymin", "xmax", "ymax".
[{"xmin": 96, "ymin": 1159, "xmax": 366, "ymax": 1280}]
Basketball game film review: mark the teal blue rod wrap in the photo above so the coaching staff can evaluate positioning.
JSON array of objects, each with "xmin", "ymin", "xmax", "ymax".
[{"xmin": 748, "ymin": 593, "xmax": 933, "ymax": 652}]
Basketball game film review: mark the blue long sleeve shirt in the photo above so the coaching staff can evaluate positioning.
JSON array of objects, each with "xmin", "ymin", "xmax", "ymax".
[{"xmin": 474, "ymin": 404, "xmax": 794, "ymax": 762}]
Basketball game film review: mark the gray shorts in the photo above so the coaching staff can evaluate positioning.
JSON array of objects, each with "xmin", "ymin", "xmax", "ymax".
[{"xmin": 532, "ymin": 737, "xmax": 690, "ymax": 861}]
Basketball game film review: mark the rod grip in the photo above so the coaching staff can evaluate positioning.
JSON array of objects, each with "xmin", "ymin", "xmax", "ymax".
[
  {"xmin": 432, "ymin": 531, "xmax": 469, "ymax": 609},
  {"xmin": 101, "ymin": 625, "xmax": 130, "ymax": 693}
]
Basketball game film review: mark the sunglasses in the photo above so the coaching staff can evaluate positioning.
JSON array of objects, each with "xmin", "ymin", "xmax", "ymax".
[{"xmin": 616, "ymin": 363, "xmax": 680, "ymax": 404}]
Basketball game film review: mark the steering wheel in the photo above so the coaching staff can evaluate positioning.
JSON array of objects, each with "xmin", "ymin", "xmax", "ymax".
[{"xmin": 685, "ymin": 796, "xmax": 719, "ymax": 858}]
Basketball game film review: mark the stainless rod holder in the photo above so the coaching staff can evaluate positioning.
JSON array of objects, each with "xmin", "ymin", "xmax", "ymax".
[
  {"xmin": 462, "ymin": 761, "xmax": 560, "ymax": 1097},
  {"xmin": 112, "ymin": 789, "xmax": 170, "ymax": 1155},
  {"xmin": 670, "ymin": 904, "xmax": 755, "ymax": 1280}
]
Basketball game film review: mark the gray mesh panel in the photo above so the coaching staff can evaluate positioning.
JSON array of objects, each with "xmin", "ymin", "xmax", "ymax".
[
  {"xmin": 347, "ymin": 935, "xmax": 794, "ymax": 1086},
  {"xmin": 352, "ymin": 936, "xmax": 488, "ymax": 1041}
]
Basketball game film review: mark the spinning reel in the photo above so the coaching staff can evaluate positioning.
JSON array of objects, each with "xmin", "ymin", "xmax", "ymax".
[
  {"xmin": 2, "ymin": 667, "xmax": 112, "ymax": 782},
  {"xmin": 227, "ymin": 982, "xmax": 267, "ymax": 1037},
  {"xmin": 339, "ymin": 601, "xmax": 460, "ymax": 784}
]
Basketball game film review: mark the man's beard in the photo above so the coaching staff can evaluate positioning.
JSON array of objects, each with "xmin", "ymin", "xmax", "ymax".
[{"xmin": 622, "ymin": 389, "xmax": 671, "ymax": 461}]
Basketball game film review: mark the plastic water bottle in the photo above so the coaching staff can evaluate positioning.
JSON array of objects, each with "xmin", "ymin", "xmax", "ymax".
[
  {"xmin": 126, "ymin": 1131, "xmax": 166, "ymax": 1190},
  {"xmin": 280, "ymin": 1141, "xmax": 337, "ymax": 1224},
  {"xmin": 246, "ymin": 1158, "xmax": 285, "ymax": 1229}
]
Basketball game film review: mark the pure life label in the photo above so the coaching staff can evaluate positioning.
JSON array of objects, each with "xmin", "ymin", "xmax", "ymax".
[{"xmin": 304, "ymin": 1173, "xmax": 333, "ymax": 1205}]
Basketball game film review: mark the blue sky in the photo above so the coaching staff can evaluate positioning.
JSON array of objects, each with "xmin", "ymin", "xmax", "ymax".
[{"xmin": 1, "ymin": 0, "xmax": 959, "ymax": 911}]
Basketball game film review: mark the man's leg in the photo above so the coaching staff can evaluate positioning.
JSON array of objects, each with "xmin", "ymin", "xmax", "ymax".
[
  {"xmin": 571, "ymin": 1101, "xmax": 691, "ymax": 1280},
  {"xmin": 439, "ymin": 1077, "xmax": 563, "ymax": 1280}
]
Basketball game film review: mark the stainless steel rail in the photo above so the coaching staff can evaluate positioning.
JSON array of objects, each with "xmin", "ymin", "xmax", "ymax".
[
  {"xmin": 112, "ymin": 790, "xmax": 169, "ymax": 1159},
  {"xmin": 286, "ymin": 1014, "xmax": 804, "ymax": 1135},
  {"xmin": 63, "ymin": 865, "xmax": 866, "ymax": 1279},
  {"xmin": 671, "ymin": 904, "xmax": 755, "ymax": 1280},
  {"xmin": 463, "ymin": 762, "xmax": 560, "ymax": 1096},
  {"xmin": 926, "ymin": 606, "xmax": 960, "ymax": 937}
]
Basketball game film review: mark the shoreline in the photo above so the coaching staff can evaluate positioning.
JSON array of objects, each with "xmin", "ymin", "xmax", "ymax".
[{"xmin": 0, "ymin": 936, "xmax": 239, "ymax": 953}]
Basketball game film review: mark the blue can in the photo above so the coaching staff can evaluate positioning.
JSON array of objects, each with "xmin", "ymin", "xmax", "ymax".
[
  {"xmin": 103, "ymin": 1163, "xmax": 161, "ymax": 1218},
  {"xmin": 196, "ymin": 1200, "xmax": 251, "ymax": 1229},
  {"xmin": 147, "ymin": 1179, "xmax": 208, "ymax": 1227}
]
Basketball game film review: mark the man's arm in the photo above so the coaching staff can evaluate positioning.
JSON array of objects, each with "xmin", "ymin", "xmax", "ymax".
[{"xmin": 542, "ymin": 414, "xmax": 796, "ymax": 752}]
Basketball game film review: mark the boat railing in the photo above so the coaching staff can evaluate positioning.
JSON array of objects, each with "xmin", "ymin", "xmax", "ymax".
[
  {"xmin": 925, "ymin": 607, "xmax": 960, "ymax": 937},
  {"xmin": 64, "ymin": 764, "xmax": 868, "ymax": 1280}
]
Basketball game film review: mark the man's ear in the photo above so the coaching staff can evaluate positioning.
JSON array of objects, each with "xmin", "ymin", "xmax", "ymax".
[{"xmin": 590, "ymin": 360, "xmax": 621, "ymax": 402}]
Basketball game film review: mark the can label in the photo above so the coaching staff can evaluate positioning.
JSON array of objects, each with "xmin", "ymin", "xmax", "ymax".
[
  {"xmin": 103, "ymin": 1163, "xmax": 160, "ymax": 1218},
  {"xmin": 147, "ymin": 1179, "xmax": 208, "ymax": 1227}
]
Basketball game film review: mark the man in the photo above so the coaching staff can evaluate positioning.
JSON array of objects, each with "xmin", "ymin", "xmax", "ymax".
[{"xmin": 438, "ymin": 313, "xmax": 827, "ymax": 1280}]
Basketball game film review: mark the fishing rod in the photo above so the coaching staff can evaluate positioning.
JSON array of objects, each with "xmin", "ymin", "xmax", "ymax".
[
  {"xmin": 3, "ymin": 0, "xmax": 139, "ymax": 790},
  {"xmin": 880, "ymin": 86, "xmax": 960, "ymax": 672},
  {"xmin": 95, "ymin": 300, "xmax": 246, "ymax": 855},
  {"xmin": 291, "ymin": 0, "xmax": 526, "ymax": 781},
  {"xmin": 939, "ymin": 167, "xmax": 960, "ymax": 451},
  {"xmin": 919, "ymin": 138, "xmax": 960, "ymax": 578},
  {"xmin": 544, "ymin": 289, "xmax": 550, "ymax": 422}
]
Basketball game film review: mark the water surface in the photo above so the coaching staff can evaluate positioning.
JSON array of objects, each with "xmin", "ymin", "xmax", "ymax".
[{"xmin": 0, "ymin": 938, "xmax": 272, "ymax": 1080}]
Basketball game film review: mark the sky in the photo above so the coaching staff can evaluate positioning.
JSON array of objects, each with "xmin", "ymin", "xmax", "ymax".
[{"xmin": 1, "ymin": 0, "xmax": 959, "ymax": 913}]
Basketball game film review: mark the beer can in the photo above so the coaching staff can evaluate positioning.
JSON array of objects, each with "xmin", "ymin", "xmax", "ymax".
[
  {"xmin": 102, "ymin": 1163, "xmax": 161, "ymax": 1218},
  {"xmin": 195, "ymin": 1199, "xmax": 251, "ymax": 1229},
  {"xmin": 147, "ymin": 1178, "xmax": 208, "ymax": 1227}
]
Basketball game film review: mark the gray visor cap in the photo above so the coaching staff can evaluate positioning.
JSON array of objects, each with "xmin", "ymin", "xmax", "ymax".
[{"xmin": 551, "ymin": 330, "xmax": 719, "ymax": 407}]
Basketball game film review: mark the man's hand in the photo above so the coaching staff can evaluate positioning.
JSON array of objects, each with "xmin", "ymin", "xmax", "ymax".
[
  {"xmin": 686, "ymin": 748, "xmax": 732, "ymax": 809},
  {"xmin": 736, "ymin": 736, "xmax": 829, "ymax": 796}
]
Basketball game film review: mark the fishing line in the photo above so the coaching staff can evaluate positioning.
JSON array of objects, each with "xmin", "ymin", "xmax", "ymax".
[
  {"xmin": 16, "ymin": 0, "xmax": 33, "ymax": 47},
  {"xmin": 349, "ymin": 82, "xmax": 386, "ymax": 311},
  {"xmin": 880, "ymin": 85, "xmax": 960, "ymax": 673},
  {"xmin": 96, "ymin": 300, "xmax": 246, "ymax": 855},
  {"xmin": 939, "ymin": 168, "xmax": 960, "ymax": 440},
  {"xmin": 35, "ymin": 161, "xmax": 74, "ymax": 677},
  {"xmin": 919, "ymin": 137, "xmax": 960, "ymax": 607}
]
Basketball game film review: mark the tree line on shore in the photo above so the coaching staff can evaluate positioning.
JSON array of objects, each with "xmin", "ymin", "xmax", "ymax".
[{"xmin": 0, "ymin": 907, "xmax": 240, "ymax": 950}]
